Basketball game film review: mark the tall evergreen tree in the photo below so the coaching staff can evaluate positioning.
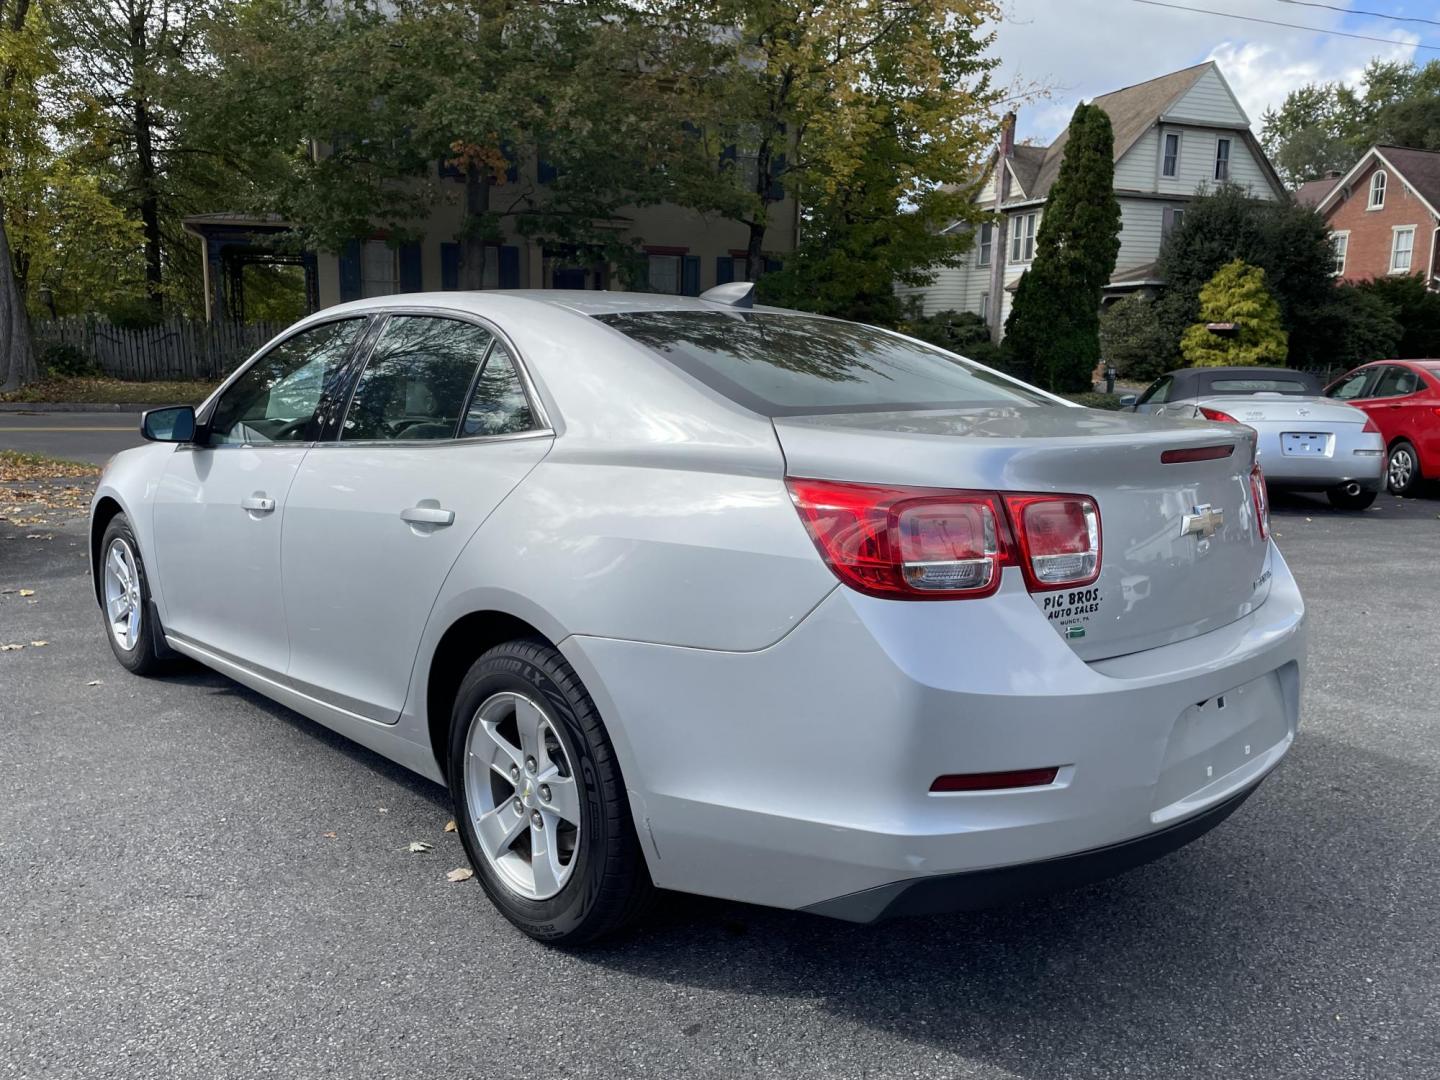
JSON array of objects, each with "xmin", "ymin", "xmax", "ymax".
[{"xmin": 1004, "ymin": 102, "xmax": 1120, "ymax": 392}]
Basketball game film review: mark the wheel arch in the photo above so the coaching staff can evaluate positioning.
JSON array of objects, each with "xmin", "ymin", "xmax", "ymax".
[{"xmin": 90, "ymin": 495, "xmax": 126, "ymax": 606}]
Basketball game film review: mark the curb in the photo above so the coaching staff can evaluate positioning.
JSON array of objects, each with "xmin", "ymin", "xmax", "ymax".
[{"xmin": 0, "ymin": 402, "xmax": 157, "ymax": 413}]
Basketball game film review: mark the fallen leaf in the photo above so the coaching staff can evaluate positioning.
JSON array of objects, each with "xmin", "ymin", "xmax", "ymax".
[
  {"xmin": 322, "ymin": 831, "xmax": 337, "ymax": 839},
  {"xmin": 18, "ymin": 589, "xmax": 34, "ymax": 597},
  {"xmin": 29, "ymin": 641, "xmax": 47, "ymax": 647},
  {"xmin": 408, "ymin": 841, "xmax": 435, "ymax": 853},
  {"xmin": 0, "ymin": 643, "xmax": 23, "ymax": 651},
  {"xmin": 444, "ymin": 820, "xmax": 457, "ymax": 833},
  {"xmin": 446, "ymin": 867, "xmax": 474, "ymax": 883},
  {"xmin": 377, "ymin": 807, "xmax": 389, "ymax": 814},
  {"xmin": 86, "ymin": 679, "xmax": 102, "ymax": 686}
]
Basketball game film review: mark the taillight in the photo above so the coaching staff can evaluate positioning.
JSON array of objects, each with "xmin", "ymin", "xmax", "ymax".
[
  {"xmin": 1362, "ymin": 415, "xmax": 1380, "ymax": 433},
  {"xmin": 1200, "ymin": 406, "xmax": 1239, "ymax": 423},
  {"xmin": 1250, "ymin": 461, "xmax": 1269, "ymax": 540},
  {"xmin": 1002, "ymin": 494, "xmax": 1101, "ymax": 590},
  {"xmin": 785, "ymin": 479, "xmax": 1102, "ymax": 600}
]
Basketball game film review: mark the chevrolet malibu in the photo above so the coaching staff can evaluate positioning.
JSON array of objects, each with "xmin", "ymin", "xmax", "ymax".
[{"xmin": 90, "ymin": 286, "xmax": 1305, "ymax": 944}]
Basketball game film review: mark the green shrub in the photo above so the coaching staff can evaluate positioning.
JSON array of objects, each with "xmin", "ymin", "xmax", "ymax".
[
  {"xmin": 1067, "ymin": 391, "xmax": 1122, "ymax": 410},
  {"xmin": 40, "ymin": 342, "xmax": 101, "ymax": 378}
]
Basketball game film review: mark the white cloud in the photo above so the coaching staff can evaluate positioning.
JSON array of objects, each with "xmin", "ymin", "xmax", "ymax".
[{"xmin": 987, "ymin": 0, "xmax": 1424, "ymax": 143}]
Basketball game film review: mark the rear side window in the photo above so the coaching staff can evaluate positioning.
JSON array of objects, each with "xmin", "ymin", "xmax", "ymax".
[
  {"xmin": 596, "ymin": 311, "xmax": 1053, "ymax": 416},
  {"xmin": 342, "ymin": 316, "xmax": 493, "ymax": 441},
  {"xmin": 1371, "ymin": 366, "xmax": 1422, "ymax": 398},
  {"xmin": 1205, "ymin": 376, "xmax": 1319, "ymax": 395},
  {"xmin": 462, "ymin": 342, "xmax": 535, "ymax": 437}
]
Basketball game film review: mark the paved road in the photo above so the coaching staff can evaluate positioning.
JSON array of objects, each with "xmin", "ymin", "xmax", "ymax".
[
  {"xmin": 0, "ymin": 411, "xmax": 145, "ymax": 465},
  {"xmin": 2, "ymin": 488, "xmax": 1439, "ymax": 1079}
]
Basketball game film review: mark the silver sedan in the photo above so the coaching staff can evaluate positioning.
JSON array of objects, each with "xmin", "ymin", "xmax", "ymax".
[
  {"xmin": 89, "ymin": 288, "xmax": 1304, "ymax": 944},
  {"xmin": 1126, "ymin": 367, "xmax": 1385, "ymax": 509}
]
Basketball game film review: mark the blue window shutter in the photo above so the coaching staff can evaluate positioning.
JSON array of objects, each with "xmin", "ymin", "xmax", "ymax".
[
  {"xmin": 399, "ymin": 242, "xmax": 423, "ymax": 292},
  {"xmin": 682, "ymin": 255, "xmax": 701, "ymax": 296},
  {"xmin": 720, "ymin": 144, "xmax": 737, "ymax": 170},
  {"xmin": 440, "ymin": 243, "xmax": 460, "ymax": 290},
  {"xmin": 766, "ymin": 154, "xmax": 787, "ymax": 201},
  {"xmin": 339, "ymin": 240, "xmax": 362, "ymax": 302},
  {"xmin": 715, "ymin": 256, "xmax": 733, "ymax": 285},
  {"xmin": 499, "ymin": 245, "xmax": 521, "ymax": 289},
  {"xmin": 538, "ymin": 157, "xmax": 557, "ymax": 185}
]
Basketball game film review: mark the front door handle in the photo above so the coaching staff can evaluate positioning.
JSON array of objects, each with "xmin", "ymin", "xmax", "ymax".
[
  {"xmin": 400, "ymin": 505, "xmax": 455, "ymax": 527},
  {"xmin": 241, "ymin": 495, "xmax": 276, "ymax": 514}
]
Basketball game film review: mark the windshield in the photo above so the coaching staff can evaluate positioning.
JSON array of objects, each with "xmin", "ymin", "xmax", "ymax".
[{"xmin": 596, "ymin": 310, "xmax": 1055, "ymax": 417}]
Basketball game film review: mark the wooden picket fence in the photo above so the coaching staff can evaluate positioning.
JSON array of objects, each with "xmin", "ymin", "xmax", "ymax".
[{"xmin": 33, "ymin": 316, "xmax": 286, "ymax": 381}]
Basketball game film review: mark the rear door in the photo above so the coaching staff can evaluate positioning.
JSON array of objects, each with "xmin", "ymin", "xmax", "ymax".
[
  {"xmin": 1366, "ymin": 364, "xmax": 1429, "ymax": 448},
  {"xmin": 279, "ymin": 313, "xmax": 552, "ymax": 723}
]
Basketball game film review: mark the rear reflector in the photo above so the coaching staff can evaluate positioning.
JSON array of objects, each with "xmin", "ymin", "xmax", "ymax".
[
  {"xmin": 930, "ymin": 767, "xmax": 1060, "ymax": 793},
  {"xmin": 1161, "ymin": 443, "xmax": 1236, "ymax": 464}
]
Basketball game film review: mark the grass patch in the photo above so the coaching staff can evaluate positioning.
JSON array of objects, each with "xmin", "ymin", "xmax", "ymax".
[
  {"xmin": 0, "ymin": 450, "xmax": 102, "ymax": 480},
  {"xmin": 0, "ymin": 375, "xmax": 218, "ymax": 405}
]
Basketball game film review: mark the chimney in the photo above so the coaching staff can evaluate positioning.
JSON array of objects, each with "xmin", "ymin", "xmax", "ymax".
[
  {"xmin": 999, "ymin": 111, "xmax": 1017, "ymax": 161},
  {"xmin": 988, "ymin": 111, "xmax": 1018, "ymax": 343}
]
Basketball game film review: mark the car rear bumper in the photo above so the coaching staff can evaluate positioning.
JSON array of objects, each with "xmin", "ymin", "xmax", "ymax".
[
  {"xmin": 1254, "ymin": 424, "xmax": 1384, "ymax": 488},
  {"xmin": 561, "ymin": 545, "xmax": 1305, "ymax": 917}
]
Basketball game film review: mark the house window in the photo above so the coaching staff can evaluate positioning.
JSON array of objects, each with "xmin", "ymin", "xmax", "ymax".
[
  {"xmin": 361, "ymin": 240, "xmax": 397, "ymax": 298},
  {"xmin": 1214, "ymin": 138, "xmax": 1231, "ymax": 182},
  {"xmin": 1163, "ymin": 207, "xmax": 1185, "ymax": 239},
  {"xmin": 1010, "ymin": 212, "xmax": 1037, "ymax": 263},
  {"xmin": 1162, "ymin": 132, "xmax": 1180, "ymax": 178},
  {"xmin": 647, "ymin": 253, "xmax": 683, "ymax": 294},
  {"xmin": 720, "ymin": 256, "xmax": 751, "ymax": 283},
  {"xmin": 1369, "ymin": 170, "xmax": 1387, "ymax": 210},
  {"xmin": 1391, "ymin": 227, "xmax": 1415, "ymax": 274},
  {"xmin": 980, "ymin": 292, "xmax": 990, "ymax": 323},
  {"xmin": 1329, "ymin": 232, "xmax": 1348, "ymax": 276},
  {"xmin": 976, "ymin": 222, "xmax": 993, "ymax": 267}
]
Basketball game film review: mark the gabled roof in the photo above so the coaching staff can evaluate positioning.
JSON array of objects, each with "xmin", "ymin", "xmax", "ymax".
[
  {"xmin": 1007, "ymin": 145, "xmax": 1047, "ymax": 197},
  {"xmin": 1317, "ymin": 145, "xmax": 1440, "ymax": 221},
  {"xmin": 1294, "ymin": 177, "xmax": 1339, "ymax": 208}
]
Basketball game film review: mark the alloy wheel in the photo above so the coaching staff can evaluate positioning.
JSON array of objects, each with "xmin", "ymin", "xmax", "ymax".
[
  {"xmin": 463, "ymin": 691, "xmax": 582, "ymax": 900},
  {"xmin": 103, "ymin": 538, "xmax": 142, "ymax": 651},
  {"xmin": 1389, "ymin": 447, "xmax": 1415, "ymax": 492}
]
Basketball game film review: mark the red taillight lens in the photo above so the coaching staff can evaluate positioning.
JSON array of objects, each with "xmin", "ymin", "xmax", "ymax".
[
  {"xmin": 786, "ymin": 479, "xmax": 1103, "ymax": 600},
  {"xmin": 785, "ymin": 479, "xmax": 1008, "ymax": 599},
  {"xmin": 930, "ymin": 767, "xmax": 1061, "ymax": 793},
  {"xmin": 1003, "ymin": 494, "xmax": 1101, "ymax": 590},
  {"xmin": 1362, "ymin": 415, "xmax": 1381, "ymax": 433},
  {"xmin": 1250, "ymin": 461, "xmax": 1269, "ymax": 540},
  {"xmin": 1200, "ymin": 407, "xmax": 1239, "ymax": 423}
]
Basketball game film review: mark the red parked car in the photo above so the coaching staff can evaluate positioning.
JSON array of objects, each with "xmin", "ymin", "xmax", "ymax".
[{"xmin": 1325, "ymin": 360, "xmax": 1440, "ymax": 496}]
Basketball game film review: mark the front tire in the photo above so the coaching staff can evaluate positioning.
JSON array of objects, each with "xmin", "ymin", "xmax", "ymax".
[
  {"xmin": 99, "ymin": 514, "xmax": 167, "ymax": 676},
  {"xmin": 1388, "ymin": 441, "xmax": 1421, "ymax": 496},
  {"xmin": 448, "ymin": 638, "xmax": 653, "ymax": 945},
  {"xmin": 1326, "ymin": 482, "xmax": 1377, "ymax": 511}
]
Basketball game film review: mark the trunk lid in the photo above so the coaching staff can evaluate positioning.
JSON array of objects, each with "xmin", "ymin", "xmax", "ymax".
[
  {"xmin": 1182, "ymin": 395, "xmax": 1368, "ymax": 426},
  {"xmin": 774, "ymin": 405, "xmax": 1271, "ymax": 661}
]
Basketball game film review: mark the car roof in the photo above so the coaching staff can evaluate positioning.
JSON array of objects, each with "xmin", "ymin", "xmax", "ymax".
[
  {"xmin": 1165, "ymin": 367, "xmax": 1304, "ymax": 379},
  {"xmin": 301, "ymin": 289, "xmax": 802, "ymax": 323}
]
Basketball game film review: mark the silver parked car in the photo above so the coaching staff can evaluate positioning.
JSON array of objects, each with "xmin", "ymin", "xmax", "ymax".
[
  {"xmin": 91, "ymin": 287, "xmax": 1305, "ymax": 944},
  {"xmin": 1125, "ymin": 367, "xmax": 1385, "ymax": 510}
]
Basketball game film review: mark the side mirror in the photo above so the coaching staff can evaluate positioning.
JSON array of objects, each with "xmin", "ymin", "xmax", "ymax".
[
  {"xmin": 1118, "ymin": 394, "xmax": 1138, "ymax": 409},
  {"xmin": 140, "ymin": 405, "xmax": 196, "ymax": 443}
]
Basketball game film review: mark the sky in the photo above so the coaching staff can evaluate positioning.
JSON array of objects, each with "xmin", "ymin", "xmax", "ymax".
[{"xmin": 987, "ymin": 0, "xmax": 1436, "ymax": 144}]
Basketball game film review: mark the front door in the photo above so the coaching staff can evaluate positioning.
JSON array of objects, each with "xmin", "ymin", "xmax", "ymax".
[
  {"xmin": 151, "ymin": 317, "xmax": 367, "ymax": 675},
  {"xmin": 281, "ymin": 315, "xmax": 552, "ymax": 722}
]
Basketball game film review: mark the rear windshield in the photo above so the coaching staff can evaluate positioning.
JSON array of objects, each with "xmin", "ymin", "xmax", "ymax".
[
  {"xmin": 1204, "ymin": 374, "xmax": 1320, "ymax": 395},
  {"xmin": 595, "ymin": 311, "xmax": 1055, "ymax": 416}
]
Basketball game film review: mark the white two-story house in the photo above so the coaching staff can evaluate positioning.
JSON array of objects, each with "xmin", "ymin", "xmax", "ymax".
[{"xmin": 901, "ymin": 62, "xmax": 1287, "ymax": 337}]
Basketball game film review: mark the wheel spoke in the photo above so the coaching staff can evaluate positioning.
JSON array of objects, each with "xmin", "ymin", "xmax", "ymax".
[
  {"xmin": 514, "ymin": 697, "xmax": 546, "ymax": 766},
  {"xmin": 475, "ymin": 801, "xmax": 526, "ymax": 859},
  {"xmin": 539, "ymin": 772, "xmax": 581, "ymax": 827},
  {"xmin": 477, "ymin": 718, "xmax": 524, "ymax": 775},
  {"xmin": 530, "ymin": 816, "xmax": 562, "ymax": 896},
  {"xmin": 127, "ymin": 608, "xmax": 141, "ymax": 647},
  {"xmin": 109, "ymin": 547, "xmax": 129, "ymax": 586},
  {"xmin": 106, "ymin": 595, "xmax": 127, "ymax": 622}
]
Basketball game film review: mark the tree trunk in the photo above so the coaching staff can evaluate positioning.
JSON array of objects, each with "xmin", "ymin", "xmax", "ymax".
[
  {"xmin": 129, "ymin": 11, "xmax": 163, "ymax": 311},
  {"xmin": 460, "ymin": 164, "xmax": 492, "ymax": 290},
  {"xmin": 744, "ymin": 137, "xmax": 773, "ymax": 283},
  {"xmin": 0, "ymin": 205, "xmax": 37, "ymax": 392}
]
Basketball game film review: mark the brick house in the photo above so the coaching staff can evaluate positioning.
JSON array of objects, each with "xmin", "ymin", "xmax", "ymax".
[{"xmin": 1304, "ymin": 146, "xmax": 1440, "ymax": 287}]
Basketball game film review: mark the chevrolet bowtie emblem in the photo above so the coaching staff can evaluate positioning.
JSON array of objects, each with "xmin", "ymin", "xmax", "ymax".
[{"xmin": 1181, "ymin": 504, "xmax": 1224, "ymax": 539}]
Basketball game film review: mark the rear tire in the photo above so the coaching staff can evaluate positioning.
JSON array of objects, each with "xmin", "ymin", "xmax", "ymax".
[
  {"xmin": 1326, "ymin": 482, "xmax": 1377, "ymax": 511},
  {"xmin": 98, "ymin": 514, "xmax": 168, "ymax": 676},
  {"xmin": 448, "ymin": 638, "xmax": 654, "ymax": 946},
  {"xmin": 1388, "ymin": 441, "xmax": 1421, "ymax": 496}
]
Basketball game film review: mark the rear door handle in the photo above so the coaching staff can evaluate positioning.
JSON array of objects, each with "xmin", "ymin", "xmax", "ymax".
[
  {"xmin": 400, "ymin": 505, "xmax": 455, "ymax": 527},
  {"xmin": 241, "ymin": 495, "xmax": 276, "ymax": 514}
]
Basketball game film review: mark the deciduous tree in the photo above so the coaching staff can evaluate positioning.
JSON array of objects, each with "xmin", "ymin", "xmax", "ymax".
[{"xmin": 1, "ymin": 0, "xmax": 39, "ymax": 390}]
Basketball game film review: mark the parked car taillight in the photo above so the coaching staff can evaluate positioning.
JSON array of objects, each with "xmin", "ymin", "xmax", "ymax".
[
  {"xmin": 785, "ymin": 479, "xmax": 1101, "ymax": 600},
  {"xmin": 1250, "ymin": 461, "xmax": 1269, "ymax": 540},
  {"xmin": 1362, "ymin": 415, "xmax": 1381, "ymax": 434},
  {"xmin": 1200, "ymin": 406, "xmax": 1239, "ymax": 423}
]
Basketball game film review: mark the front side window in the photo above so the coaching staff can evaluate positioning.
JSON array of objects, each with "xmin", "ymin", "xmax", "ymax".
[
  {"xmin": 1326, "ymin": 368, "xmax": 1375, "ymax": 401},
  {"xmin": 1214, "ymin": 138, "xmax": 1231, "ymax": 182},
  {"xmin": 647, "ymin": 253, "xmax": 682, "ymax": 295},
  {"xmin": 1391, "ymin": 227, "xmax": 1415, "ymax": 273},
  {"xmin": 1137, "ymin": 375, "xmax": 1173, "ymax": 406},
  {"xmin": 1010, "ymin": 212, "xmax": 1036, "ymax": 263},
  {"xmin": 1330, "ymin": 232, "xmax": 1348, "ymax": 276},
  {"xmin": 1369, "ymin": 170, "xmax": 1387, "ymax": 209},
  {"xmin": 341, "ymin": 316, "xmax": 493, "ymax": 442},
  {"xmin": 1162, "ymin": 132, "xmax": 1179, "ymax": 177},
  {"xmin": 362, "ymin": 240, "xmax": 398, "ymax": 298},
  {"xmin": 461, "ymin": 342, "xmax": 536, "ymax": 436},
  {"xmin": 597, "ymin": 310, "xmax": 1053, "ymax": 417},
  {"xmin": 976, "ymin": 222, "xmax": 993, "ymax": 267},
  {"xmin": 208, "ymin": 319, "xmax": 364, "ymax": 446}
]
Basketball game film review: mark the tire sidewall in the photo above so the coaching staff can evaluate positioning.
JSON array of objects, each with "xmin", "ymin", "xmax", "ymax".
[
  {"xmin": 1388, "ymin": 442, "xmax": 1420, "ymax": 495},
  {"xmin": 448, "ymin": 648, "xmax": 610, "ymax": 942},
  {"xmin": 99, "ymin": 515, "xmax": 158, "ymax": 674}
]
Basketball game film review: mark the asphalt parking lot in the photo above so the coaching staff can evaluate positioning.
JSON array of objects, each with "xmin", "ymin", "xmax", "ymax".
[{"xmin": 3, "ymin": 487, "xmax": 1439, "ymax": 1080}]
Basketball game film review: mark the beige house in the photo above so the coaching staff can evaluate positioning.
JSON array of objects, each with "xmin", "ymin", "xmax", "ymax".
[{"xmin": 901, "ymin": 62, "xmax": 1287, "ymax": 337}]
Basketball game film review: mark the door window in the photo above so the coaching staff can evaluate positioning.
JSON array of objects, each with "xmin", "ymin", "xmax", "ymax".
[
  {"xmin": 1371, "ymin": 365, "xmax": 1421, "ymax": 398},
  {"xmin": 1137, "ymin": 375, "xmax": 1173, "ymax": 407},
  {"xmin": 1326, "ymin": 369, "xmax": 1377, "ymax": 401},
  {"xmin": 208, "ymin": 319, "xmax": 364, "ymax": 445},
  {"xmin": 461, "ymin": 342, "xmax": 536, "ymax": 437},
  {"xmin": 341, "ymin": 316, "xmax": 494, "ymax": 442}
]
